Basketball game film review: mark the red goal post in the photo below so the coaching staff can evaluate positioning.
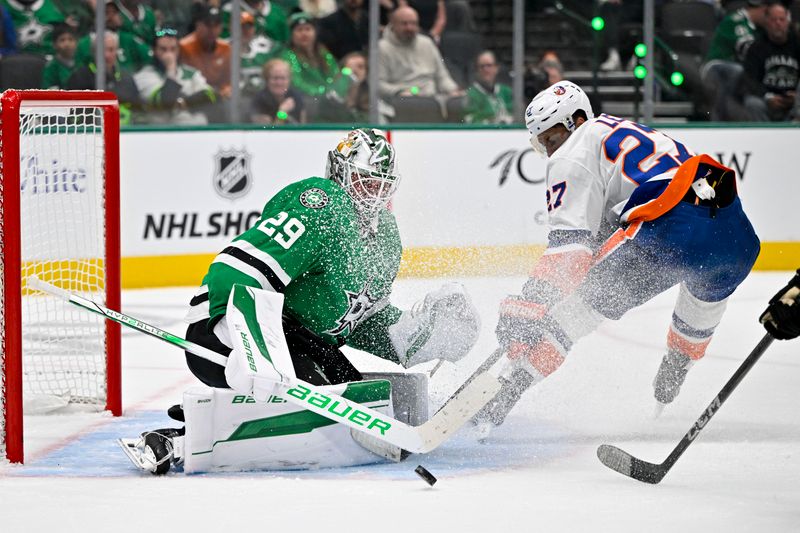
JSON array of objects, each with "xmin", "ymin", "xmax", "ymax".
[{"xmin": 1, "ymin": 90, "xmax": 121, "ymax": 464}]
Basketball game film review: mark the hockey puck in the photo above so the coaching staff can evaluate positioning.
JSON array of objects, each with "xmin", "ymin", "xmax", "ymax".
[{"xmin": 414, "ymin": 465, "xmax": 437, "ymax": 486}]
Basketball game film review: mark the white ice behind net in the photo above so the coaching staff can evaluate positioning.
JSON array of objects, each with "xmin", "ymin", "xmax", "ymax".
[{"xmin": 18, "ymin": 106, "xmax": 109, "ymax": 411}]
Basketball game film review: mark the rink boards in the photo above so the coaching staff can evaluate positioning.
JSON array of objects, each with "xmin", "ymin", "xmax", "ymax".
[{"xmin": 118, "ymin": 125, "xmax": 800, "ymax": 287}]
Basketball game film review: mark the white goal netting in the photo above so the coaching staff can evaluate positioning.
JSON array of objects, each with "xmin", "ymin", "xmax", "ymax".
[{"xmin": 2, "ymin": 102, "xmax": 113, "ymax": 461}]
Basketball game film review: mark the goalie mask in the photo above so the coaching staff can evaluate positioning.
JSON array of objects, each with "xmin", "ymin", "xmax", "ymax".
[
  {"xmin": 325, "ymin": 128, "xmax": 400, "ymax": 219},
  {"xmin": 525, "ymin": 81, "xmax": 593, "ymax": 156}
]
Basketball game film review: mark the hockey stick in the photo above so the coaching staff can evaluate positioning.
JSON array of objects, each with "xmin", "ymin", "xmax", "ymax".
[
  {"xmin": 434, "ymin": 347, "xmax": 505, "ymax": 415},
  {"xmin": 597, "ymin": 333, "xmax": 775, "ymax": 484},
  {"xmin": 28, "ymin": 276, "xmax": 501, "ymax": 455}
]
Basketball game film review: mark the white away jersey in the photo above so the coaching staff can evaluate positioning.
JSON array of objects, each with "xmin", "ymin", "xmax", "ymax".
[{"xmin": 545, "ymin": 114, "xmax": 696, "ymax": 235}]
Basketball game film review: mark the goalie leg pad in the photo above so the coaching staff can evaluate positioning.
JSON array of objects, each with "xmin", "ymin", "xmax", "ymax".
[{"xmin": 181, "ymin": 383, "xmax": 394, "ymax": 473}]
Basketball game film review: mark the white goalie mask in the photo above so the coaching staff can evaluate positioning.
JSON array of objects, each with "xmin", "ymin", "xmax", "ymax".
[
  {"xmin": 525, "ymin": 80, "xmax": 594, "ymax": 155},
  {"xmin": 325, "ymin": 128, "xmax": 400, "ymax": 220}
]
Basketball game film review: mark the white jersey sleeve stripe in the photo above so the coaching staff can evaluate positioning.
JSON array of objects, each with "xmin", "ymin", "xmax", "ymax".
[
  {"xmin": 229, "ymin": 240, "xmax": 292, "ymax": 286},
  {"xmin": 212, "ymin": 254, "xmax": 280, "ymax": 292}
]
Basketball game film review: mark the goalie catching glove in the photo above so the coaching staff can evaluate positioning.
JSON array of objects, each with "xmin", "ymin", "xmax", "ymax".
[{"xmin": 389, "ymin": 283, "xmax": 480, "ymax": 368}]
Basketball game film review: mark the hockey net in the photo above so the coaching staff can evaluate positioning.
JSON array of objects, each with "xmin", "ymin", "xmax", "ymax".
[{"xmin": 0, "ymin": 90, "xmax": 121, "ymax": 464}]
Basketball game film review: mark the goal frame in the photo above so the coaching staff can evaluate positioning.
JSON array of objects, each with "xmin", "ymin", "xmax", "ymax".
[{"xmin": 1, "ymin": 89, "xmax": 121, "ymax": 464}]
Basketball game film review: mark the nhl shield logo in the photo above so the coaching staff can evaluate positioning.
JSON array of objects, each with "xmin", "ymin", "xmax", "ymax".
[{"xmin": 213, "ymin": 149, "xmax": 252, "ymax": 199}]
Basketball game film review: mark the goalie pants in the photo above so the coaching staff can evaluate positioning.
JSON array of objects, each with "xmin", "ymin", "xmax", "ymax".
[{"xmin": 185, "ymin": 315, "xmax": 362, "ymax": 389}]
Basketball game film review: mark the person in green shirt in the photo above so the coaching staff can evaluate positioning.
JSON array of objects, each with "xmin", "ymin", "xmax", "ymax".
[
  {"xmin": 222, "ymin": 0, "xmax": 289, "ymax": 43},
  {"xmin": 464, "ymin": 50, "xmax": 513, "ymax": 124},
  {"xmin": 52, "ymin": 0, "xmax": 94, "ymax": 35},
  {"xmin": 115, "ymin": 0, "xmax": 157, "ymax": 45},
  {"xmin": 702, "ymin": 0, "xmax": 769, "ymax": 121},
  {"xmin": 280, "ymin": 11, "xmax": 351, "ymax": 121},
  {"xmin": 41, "ymin": 22, "xmax": 76, "ymax": 88},
  {"xmin": 1, "ymin": 0, "xmax": 65, "ymax": 56},
  {"xmin": 239, "ymin": 10, "xmax": 279, "ymax": 97},
  {"xmin": 127, "ymin": 128, "xmax": 480, "ymax": 474},
  {"xmin": 74, "ymin": 0, "xmax": 152, "ymax": 72}
]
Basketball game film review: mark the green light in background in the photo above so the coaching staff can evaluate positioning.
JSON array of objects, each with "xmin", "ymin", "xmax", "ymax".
[
  {"xmin": 670, "ymin": 71, "xmax": 685, "ymax": 86},
  {"xmin": 341, "ymin": 67, "xmax": 352, "ymax": 76},
  {"xmin": 276, "ymin": 111, "xmax": 289, "ymax": 120},
  {"xmin": 591, "ymin": 17, "xmax": 605, "ymax": 31},
  {"xmin": 634, "ymin": 43, "xmax": 648, "ymax": 58},
  {"xmin": 634, "ymin": 65, "xmax": 647, "ymax": 79},
  {"xmin": 410, "ymin": 86, "xmax": 420, "ymax": 95}
]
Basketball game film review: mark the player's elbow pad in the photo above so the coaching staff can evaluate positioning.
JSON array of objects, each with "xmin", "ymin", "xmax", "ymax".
[{"xmin": 388, "ymin": 283, "xmax": 481, "ymax": 368}]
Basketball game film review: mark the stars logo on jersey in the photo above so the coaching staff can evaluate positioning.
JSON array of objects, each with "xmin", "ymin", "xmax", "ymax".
[
  {"xmin": 299, "ymin": 188, "xmax": 329, "ymax": 209},
  {"xmin": 17, "ymin": 19, "xmax": 49, "ymax": 48},
  {"xmin": 326, "ymin": 284, "xmax": 379, "ymax": 337},
  {"xmin": 213, "ymin": 148, "xmax": 252, "ymax": 200}
]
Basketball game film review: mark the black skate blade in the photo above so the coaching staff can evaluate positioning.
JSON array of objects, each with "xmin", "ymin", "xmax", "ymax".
[{"xmin": 596, "ymin": 444, "xmax": 666, "ymax": 484}]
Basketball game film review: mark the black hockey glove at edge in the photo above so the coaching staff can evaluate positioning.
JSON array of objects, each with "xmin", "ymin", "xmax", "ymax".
[{"xmin": 760, "ymin": 269, "xmax": 800, "ymax": 340}]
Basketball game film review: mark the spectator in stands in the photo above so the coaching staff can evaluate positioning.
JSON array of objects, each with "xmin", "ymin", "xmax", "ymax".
[
  {"xmin": 150, "ymin": 0, "xmax": 195, "ymax": 36},
  {"xmin": 299, "ymin": 0, "xmax": 337, "ymax": 18},
  {"xmin": 526, "ymin": 49, "xmax": 565, "ymax": 98},
  {"xmin": 251, "ymin": 57, "xmax": 307, "ymax": 124},
  {"xmin": 280, "ymin": 11, "xmax": 350, "ymax": 119},
  {"xmin": 116, "ymin": 0, "xmax": 157, "ymax": 45},
  {"xmin": 2, "ymin": 0, "xmax": 65, "ymax": 56},
  {"xmin": 222, "ymin": 0, "xmax": 289, "ymax": 43},
  {"xmin": 377, "ymin": 5, "xmax": 462, "ymax": 101},
  {"xmin": 0, "ymin": 4, "xmax": 17, "ymax": 57},
  {"xmin": 240, "ymin": 11, "xmax": 279, "ymax": 97},
  {"xmin": 464, "ymin": 50, "xmax": 512, "ymax": 124},
  {"xmin": 75, "ymin": 0, "xmax": 152, "ymax": 73},
  {"xmin": 341, "ymin": 50, "xmax": 368, "ymax": 120},
  {"xmin": 67, "ymin": 30, "xmax": 141, "ymax": 124},
  {"xmin": 53, "ymin": 0, "xmax": 94, "ymax": 35},
  {"xmin": 702, "ymin": 0, "xmax": 770, "ymax": 121},
  {"xmin": 741, "ymin": 3, "xmax": 800, "ymax": 121},
  {"xmin": 180, "ymin": 4, "xmax": 231, "ymax": 99},
  {"xmin": 134, "ymin": 27, "xmax": 217, "ymax": 125},
  {"xmin": 318, "ymin": 0, "xmax": 368, "ymax": 60},
  {"xmin": 42, "ymin": 23, "xmax": 77, "ymax": 88},
  {"xmin": 384, "ymin": 0, "xmax": 446, "ymax": 42}
]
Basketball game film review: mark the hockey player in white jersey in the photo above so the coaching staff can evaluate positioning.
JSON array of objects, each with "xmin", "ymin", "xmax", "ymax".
[{"xmin": 473, "ymin": 81, "xmax": 761, "ymax": 429}]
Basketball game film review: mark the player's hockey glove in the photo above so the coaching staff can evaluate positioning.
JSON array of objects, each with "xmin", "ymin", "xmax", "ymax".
[
  {"xmin": 760, "ymin": 269, "xmax": 800, "ymax": 340},
  {"xmin": 495, "ymin": 278, "xmax": 561, "ymax": 348}
]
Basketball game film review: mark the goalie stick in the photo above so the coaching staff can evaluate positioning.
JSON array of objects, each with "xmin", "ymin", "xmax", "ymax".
[
  {"xmin": 28, "ymin": 276, "xmax": 501, "ymax": 455},
  {"xmin": 597, "ymin": 333, "xmax": 775, "ymax": 484}
]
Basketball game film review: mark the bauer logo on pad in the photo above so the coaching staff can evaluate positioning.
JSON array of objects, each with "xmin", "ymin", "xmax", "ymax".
[{"xmin": 213, "ymin": 148, "xmax": 253, "ymax": 200}]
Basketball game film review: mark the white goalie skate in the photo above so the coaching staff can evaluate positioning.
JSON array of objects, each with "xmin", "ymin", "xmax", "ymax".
[{"xmin": 118, "ymin": 428, "xmax": 184, "ymax": 475}]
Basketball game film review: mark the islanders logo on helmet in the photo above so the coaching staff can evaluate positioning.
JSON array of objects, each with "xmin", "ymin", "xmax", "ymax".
[{"xmin": 552, "ymin": 85, "xmax": 566, "ymax": 95}]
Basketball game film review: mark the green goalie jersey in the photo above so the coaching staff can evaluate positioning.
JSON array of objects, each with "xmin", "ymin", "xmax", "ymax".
[{"xmin": 193, "ymin": 177, "xmax": 404, "ymax": 363}]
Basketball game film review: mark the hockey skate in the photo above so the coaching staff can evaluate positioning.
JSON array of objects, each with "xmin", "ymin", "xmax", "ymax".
[
  {"xmin": 118, "ymin": 428, "xmax": 184, "ymax": 475},
  {"xmin": 652, "ymin": 350, "xmax": 694, "ymax": 414},
  {"xmin": 470, "ymin": 368, "xmax": 535, "ymax": 439}
]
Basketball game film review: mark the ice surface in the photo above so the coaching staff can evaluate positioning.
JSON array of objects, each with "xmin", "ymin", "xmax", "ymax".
[{"xmin": 1, "ymin": 273, "xmax": 799, "ymax": 532}]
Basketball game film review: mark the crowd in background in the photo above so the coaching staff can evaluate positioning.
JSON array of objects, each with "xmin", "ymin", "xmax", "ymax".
[{"xmin": 0, "ymin": 0, "xmax": 797, "ymax": 125}]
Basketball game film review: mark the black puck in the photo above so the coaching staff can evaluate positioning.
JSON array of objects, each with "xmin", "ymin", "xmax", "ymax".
[{"xmin": 414, "ymin": 465, "xmax": 437, "ymax": 486}]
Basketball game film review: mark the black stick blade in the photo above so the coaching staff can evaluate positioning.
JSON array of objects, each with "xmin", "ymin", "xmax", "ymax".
[{"xmin": 596, "ymin": 444, "xmax": 667, "ymax": 485}]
